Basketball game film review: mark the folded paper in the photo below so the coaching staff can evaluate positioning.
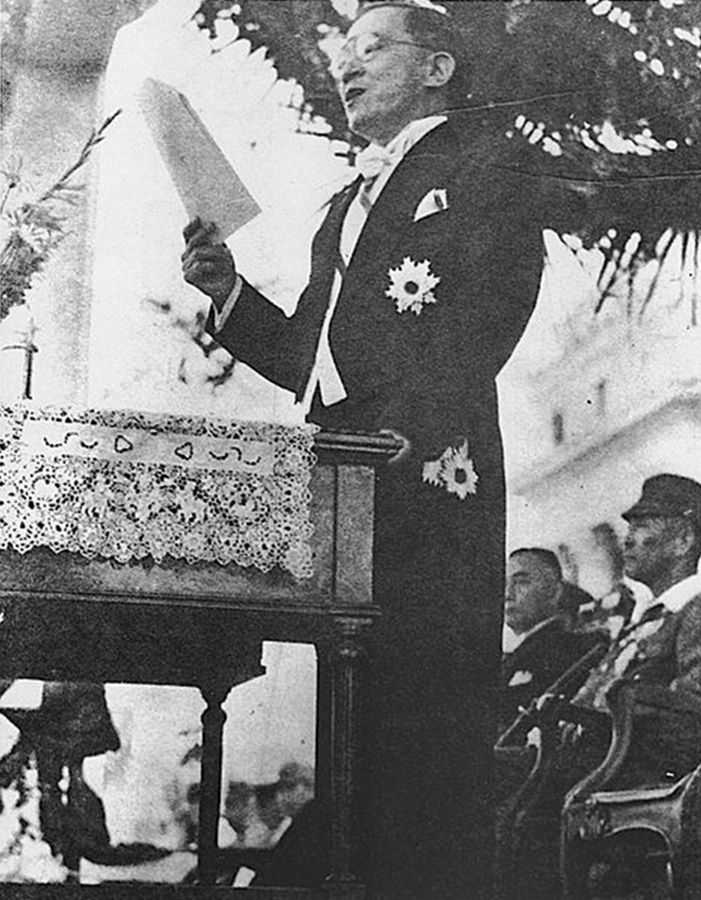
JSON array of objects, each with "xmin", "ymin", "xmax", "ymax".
[{"xmin": 138, "ymin": 77, "xmax": 261, "ymax": 239}]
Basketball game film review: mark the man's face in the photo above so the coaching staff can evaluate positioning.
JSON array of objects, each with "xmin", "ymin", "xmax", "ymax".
[
  {"xmin": 622, "ymin": 516, "xmax": 680, "ymax": 587},
  {"xmin": 276, "ymin": 781, "xmax": 314, "ymax": 819},
  {"xmin": 504, "ymin": 553, "xmax": 559, "ymax": 635},
  {"xmin": 333, "ymin": 7, "xmax": 433, "ymax": 144}
]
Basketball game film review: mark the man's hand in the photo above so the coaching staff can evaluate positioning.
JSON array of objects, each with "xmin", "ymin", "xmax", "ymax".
[
  {"xmin": 378, "ymin": 429, "xmax": 411, "ymax": 465},
  {"xmin": 181, "ymin": 217, "xmax": 236, "ymax": 312}
]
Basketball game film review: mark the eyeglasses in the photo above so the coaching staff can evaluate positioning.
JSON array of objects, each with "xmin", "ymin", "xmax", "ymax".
[{"xmin": 329, "ymin": 31, "xmax": 437, "ymax": 78}]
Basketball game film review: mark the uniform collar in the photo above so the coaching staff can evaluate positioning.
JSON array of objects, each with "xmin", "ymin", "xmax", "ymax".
[{"xmin": 656, "ymin": 572, "xmax": 701, "ymax": 614}]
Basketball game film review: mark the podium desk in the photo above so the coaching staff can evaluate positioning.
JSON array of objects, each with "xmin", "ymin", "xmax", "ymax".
[{"xmin": 0, "ymin": 431, "xmax": 400, "ymax": 899}]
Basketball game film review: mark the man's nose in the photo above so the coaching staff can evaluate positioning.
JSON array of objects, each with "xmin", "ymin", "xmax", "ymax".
[{"xmin": 336, "ymin": 53, "xmax": 364, "ymax": 84}]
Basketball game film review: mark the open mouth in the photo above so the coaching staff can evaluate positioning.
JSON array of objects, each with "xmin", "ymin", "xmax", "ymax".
[{"xmin": 344, "ymin": 86, "xmax": 365, "ymax": 105}]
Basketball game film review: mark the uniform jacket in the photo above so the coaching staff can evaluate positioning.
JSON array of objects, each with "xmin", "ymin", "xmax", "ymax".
[
  {"xmin": 208, "ymin": 118, "xmax": 544, "ymax": 472},
  {"xmin": 575, "ymin": 590, "xmax": 701, "ymax": 712}
]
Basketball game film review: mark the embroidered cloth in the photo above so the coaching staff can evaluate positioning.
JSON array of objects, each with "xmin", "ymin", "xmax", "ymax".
[{"xmin": 0, "ymin": 405, "xmax": 317, "ymax": 579}]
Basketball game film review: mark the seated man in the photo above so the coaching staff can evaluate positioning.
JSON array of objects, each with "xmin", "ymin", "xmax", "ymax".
[
  {"xmin": 213, "ymin": 763, "xmax": 323, "ymax": 888},
  {"xmin": 498, "ymin": 474, "xmax": 701, "ymax": 900},
  {"xmin": 501, "ymin": 547, "xmax": 603, "ymax": 732},
  {"xmin": 566, "ymin": 473, "xmax": 701, "ymax": 781},
  {"xmin": 251, "ymin": 764, "xmax": 325, "ymax": 888}
]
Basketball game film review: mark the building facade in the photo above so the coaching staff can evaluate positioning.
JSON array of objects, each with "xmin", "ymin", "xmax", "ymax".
[{"xmin": 501, "ymin": 234, "xmax": 701, "ymax": 597}]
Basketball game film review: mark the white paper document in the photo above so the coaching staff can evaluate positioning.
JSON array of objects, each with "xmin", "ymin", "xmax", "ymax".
[{"xmin": 138, "ymin": 77, "xmax": 260, "ymax": 239}]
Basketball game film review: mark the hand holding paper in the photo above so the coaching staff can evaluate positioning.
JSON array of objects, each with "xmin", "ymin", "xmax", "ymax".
[
  {"xmin": 181, "ymin": 217, "xmax": 237, "ymax": 310},
  {"xmin": 138, "ymin": 77, "xmax": 260, "ymax": 240}
]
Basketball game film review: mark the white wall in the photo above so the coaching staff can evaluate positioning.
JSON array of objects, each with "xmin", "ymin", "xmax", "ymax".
[{"xmin": 500, "ymin": 230, "xmax": 701, "ymax": 595}]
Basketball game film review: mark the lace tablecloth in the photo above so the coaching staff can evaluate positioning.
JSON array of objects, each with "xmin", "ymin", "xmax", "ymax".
[{"xmin": 0, "ymin": 405, "xmax": 316, "ymax": 579}]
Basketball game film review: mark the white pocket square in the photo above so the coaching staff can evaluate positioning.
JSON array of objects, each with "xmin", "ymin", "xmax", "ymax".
[
  {"xmin": 508, "ymin": 669, "xmax": 533, "ymax": 687},
  {"xmin": 413, "ymin": 188, "xmax": 449, "ymax": 222}
]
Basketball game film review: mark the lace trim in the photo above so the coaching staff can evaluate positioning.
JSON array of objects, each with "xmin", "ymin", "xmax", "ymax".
[{"xmin": 0, "ymin": 405, "xmax": 317, "ymax": 579}]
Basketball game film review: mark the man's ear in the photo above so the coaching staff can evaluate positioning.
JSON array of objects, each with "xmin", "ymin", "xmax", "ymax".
[
  {"xmin": 423, "ymin": 51, "xmax": 456, "ymax": 89},
  {"xmin": 673, "ymin": 519, "xmax": 696, "ymax": 557}
]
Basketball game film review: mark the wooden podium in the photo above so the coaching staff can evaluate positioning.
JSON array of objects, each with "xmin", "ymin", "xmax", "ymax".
[{"xmin": 0, "ymin": 431, "xmax": 400, "ymax": 899}]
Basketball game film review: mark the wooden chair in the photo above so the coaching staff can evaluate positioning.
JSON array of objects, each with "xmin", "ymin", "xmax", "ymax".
[
  {"xmin": 561, "ymin": 681, "xmax": 701, "ymax": 900},
  {"xmin": 494, "ymin": 643, "xmax": 607, "ymax": 900}
]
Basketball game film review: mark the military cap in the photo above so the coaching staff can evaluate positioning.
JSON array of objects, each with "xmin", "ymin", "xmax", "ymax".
[{"xmin": 622, "ymin": 473, "xmax": 701, "ymax": 528}]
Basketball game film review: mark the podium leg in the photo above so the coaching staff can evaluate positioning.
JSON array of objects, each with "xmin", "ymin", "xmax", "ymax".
[
  {"xmin": 198, "ymin": 678, "xmax": 229, "ymax": 885},
  {"xmin": 327, "ymin": 615, "xmax": 372, "ymax": 890}
]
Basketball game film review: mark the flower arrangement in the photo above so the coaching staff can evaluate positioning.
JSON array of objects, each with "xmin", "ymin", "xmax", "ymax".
[{"xmin": 0, "ymin": 111, "xmax": 120, "ymax": 323}]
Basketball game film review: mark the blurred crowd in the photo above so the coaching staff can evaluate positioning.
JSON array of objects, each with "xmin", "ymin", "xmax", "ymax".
[{"xmin": 218, "ymin": 762, "xmax": 315, "ymax": 850}]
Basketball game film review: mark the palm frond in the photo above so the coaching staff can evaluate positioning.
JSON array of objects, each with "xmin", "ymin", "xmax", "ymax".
[{"xmin": 194, "ymin": 0, "xmax": 701, "ymax": 308}]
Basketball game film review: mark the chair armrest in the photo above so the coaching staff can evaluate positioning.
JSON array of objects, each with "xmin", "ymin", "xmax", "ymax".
[
  {"xmin": 561, "ymin": 701, "xmax": 609, "ymax": 732},
  {"xmin": 565, "ymin": 680, "xmax": 701, "ymax": 808},
  {"xmin": 494, "ymin": 744, "xmax": 535, "ymax": 765},
  {"xmin": 564, "ymin": 682, "xmax": 637, "ymax": 808}
]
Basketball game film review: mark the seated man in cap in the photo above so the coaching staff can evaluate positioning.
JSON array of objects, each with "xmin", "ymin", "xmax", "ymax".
[
  {"xmin": 497, "ymin": 474, "xmax": 701, "ymax": 899},
  {"xmin": 564, "ymin": 472, "xmax": 701, "ymax": 780}
]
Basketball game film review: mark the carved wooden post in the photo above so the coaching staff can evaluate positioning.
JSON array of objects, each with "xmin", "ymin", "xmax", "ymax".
[
  {"xmin": 198, "ymin": 676, "xmax": 230, "ymax": 885},
  {"xmin": 326, "ymin": 615, "xmax": 372, "ymax": 887},
  {"xmin": 316, "ymin": 638, "xmax": 333, "ymax": 828}
]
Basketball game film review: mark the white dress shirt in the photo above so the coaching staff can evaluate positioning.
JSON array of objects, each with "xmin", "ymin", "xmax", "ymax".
[
  {"xmin": 213, "ymin": 115, "xmax": 446, "ymax": 414},
  {"xmin": 625, "ymin": 572, "xmax": 701, "ymax": 626},
  {"xmin": 654, "ymin": 572, "xmax": 701, "ymax": 615}
]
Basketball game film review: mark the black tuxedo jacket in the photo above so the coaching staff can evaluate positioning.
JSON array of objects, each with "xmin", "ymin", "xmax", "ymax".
[
  {"xmin": 500, "ymin": 617, "xmax": 604, "ymax": 731},
  {"xmin": 208, "ymin": 119, "xmax": 543, "ymax": 468},
  {"xmin": 207, "ymin": 120, "xmax": 546, "ymax": 898}
]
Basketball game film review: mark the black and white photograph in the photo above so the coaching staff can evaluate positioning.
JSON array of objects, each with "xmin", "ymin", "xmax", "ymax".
[{"xmin": 1, "ymin": 1, "xmax": 700, "ymax": 898}]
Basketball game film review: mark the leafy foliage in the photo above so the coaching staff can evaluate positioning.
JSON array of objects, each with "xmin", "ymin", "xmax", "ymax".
[
  {"xmin": 0, "ymin": 111, "xmax": 121, "ymax": 321},
  {"xmin": 195, "ymin": 0, "xmax": 349, "ymax": 141},
  {"xmin": 444, "ymin": 0, "xmax": 701, "ymax": 288},
  {"xmin": 194, "ymin": 0, "xmax": 701, "ymax": 298}
]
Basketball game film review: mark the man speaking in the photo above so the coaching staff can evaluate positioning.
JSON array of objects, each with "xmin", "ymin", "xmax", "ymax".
[{"xmin": 182, "ymin": 2, "xmax": 544, "ymax": 896}]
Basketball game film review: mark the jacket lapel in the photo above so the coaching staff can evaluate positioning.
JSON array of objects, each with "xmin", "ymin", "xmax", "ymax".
[
  {"xmin": 341, "ymin": 122, "xmax": 463, "ymax": 291},
  {"xmin": 292, "ymin": 177, "xmax": 361, "ymax": 398},
  {"xmin": 503, "ymin": 618, "xmax": 560, "ymax": 680},
  {"xmin": 327, "ymin": 122, "xmax": 475, "ymax": 395},
  {"xmin": 309, "ymin": 177, "xmax": 361, "ymax": 288}
]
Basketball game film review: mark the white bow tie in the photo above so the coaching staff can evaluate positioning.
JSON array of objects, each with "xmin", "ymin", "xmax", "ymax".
[{"xmin": 354, "ymin": 143, "xmax": 395, "ymax": 182}]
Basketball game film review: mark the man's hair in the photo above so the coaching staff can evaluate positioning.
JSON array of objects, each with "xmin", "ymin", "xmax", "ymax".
[
  {"xmin": 509, "ymin": 547, "xmax": 563, "ymax": 581},
  {"xmin": 357, "ymin": 1, "xmax": 471, "ymax": 106}
]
